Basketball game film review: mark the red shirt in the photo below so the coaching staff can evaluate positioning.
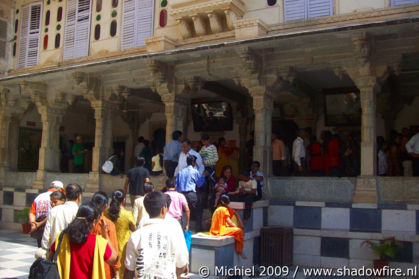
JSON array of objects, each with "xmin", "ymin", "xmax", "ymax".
[
  {"xmin": 224, "ymin": 175, "xmax": 237, "ymax": 192},
  {"xmin": 308, "ymin": 142, "xmax": 324, "ymax": 171},
  {"xmin": 51, "ymin": 234, "xmax": 112, "ymax": 279}
]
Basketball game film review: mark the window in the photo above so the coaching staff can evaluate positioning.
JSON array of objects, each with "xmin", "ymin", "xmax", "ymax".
[
  {"xmin": 45, "ymin": 10, "xmax": 50, "ymax": 25},
  {"xmin": 284, "ymin": 0, "xmax": 333, "ymax": 22},
  {"xmin": 110, "ymin": 20, "xmax": 117, "ymax": 36},
  {"xmin": 96, "ymin": 0, "xmax": 102, "ymax": 12},
  {"xmin": 112, "ymin": 0, "xmax": 118, "ymax": 8},
  {"xmin": 391, "ymin": 0, "xmax": 419, "ymax": 6},
  {"xmin": 121, "ymin": 0, "xmax": 154, "ymax": 50},
  {"xmin": 268, "ymin": 0, "xmax": 277, "ymax": 6},
  {"xmin": 63, "ymin": 0, "xmax": 92, "ymax": 60},
  {"xmin": 57, "ymin": 7, "xmax": 63, "ymax": 21},
  {"xmin": 43, "ymin": 34, "xmax": 48, "ymax": 49},
  {"xmin": 17, "ymin": 2, "xmax": 42, "ymax": 69},
  {"xmin": 14, "ymin": 19, "xmax": 18, "ymax": 33},
  {"xmin": 55, "ymin": 33, "xmax": 60, "ymax": 48},
  {"xmin": 94, "ymin": 24, "xmax": 100, "ymax": 40}
]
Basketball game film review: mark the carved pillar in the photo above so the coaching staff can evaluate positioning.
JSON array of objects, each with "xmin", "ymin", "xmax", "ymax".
[
  {"xmin": 0, "ymin": 111, "xmax": 11, "ymax": 185},
  {"xmin": 33, "ymin": 106, "xmax": 66, "ymax": 189},
  {"xmin": 155, "ymin": 82, "xmax": 187, "ymax": 144},
  {"xmin": 86, "ymin": 100, "xmax": 114, "ymax": 192},
  {"xmin": 8, "ymin": 116, "xmax": 20, "ymax": 171},
  {"xmin": 351, "ymin": 76, "xmax": 379, "ymax": 203},
  {"xmin": 249, "ymin": 86, "xmax": 273, "ymax": 176}
]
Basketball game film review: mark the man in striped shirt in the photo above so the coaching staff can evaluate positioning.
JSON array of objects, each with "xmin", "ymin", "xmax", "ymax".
[{"xmin": 199, "ymin": 134, "xmax": 218, "ymax": 210}]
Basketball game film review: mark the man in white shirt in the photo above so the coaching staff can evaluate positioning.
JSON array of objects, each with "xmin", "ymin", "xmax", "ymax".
[
  {"xmin": 174, "ymin": 138, "xmax": 204, "ymax": 177},
  {"xmin": 41, "ymin": 183, "xmax": 82, "ymax": 250},
  {"xmin": 132, "ymin": 182, "xmax": 154, "ymax": 227},
  {"xmin": 406, "ymin": 132, "xmax": 419, "ymax": 176},
  {"xmin": 292, "ymin": 129, "xmax": 307, "ymax": 176},
  {"xmin": 124, "ymin": 191, "xmax": 189, "ymax": 279}
]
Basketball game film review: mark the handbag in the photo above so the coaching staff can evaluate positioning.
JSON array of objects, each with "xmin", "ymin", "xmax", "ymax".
[
  {"xmin": 184, "ymin": 230, "xmax": 192, "ymax": 252},
  {"xmin": 30, "ymin": 216, "xmax": 46, "ymax": 239},
  {"xmin": 29, "ymin": 231, "xmax": 65, "ymax": 279},
  {"xmin": 102, "ymin": 155, "xmax": 116, "ymax": 173}
]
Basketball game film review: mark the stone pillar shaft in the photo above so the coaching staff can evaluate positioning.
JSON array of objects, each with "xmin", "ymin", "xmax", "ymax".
[
  {"xmin": 37, "ymin": 107, "xmax": 63, "ymax": 172},
  {"xmin": 91, "ymin": 101, "xmax": 113, "ymax": 173},
  {"xmin": 163, "ymin": 100, "xmax": 187, "ymax": 143},
  {"xmin": 8, "ymin": 117, "xmax": 20, "ymax": 171},
  {"xmin": 251, "ymin": 89, "xmax": 273, "ymax": 176},
  {"xmin": 360, "ymin": 85, "xmax": 377, "ymax": 176},
  {"xmin": 0, "ymin": 111, "xmax": 11, "ymax": 169}
]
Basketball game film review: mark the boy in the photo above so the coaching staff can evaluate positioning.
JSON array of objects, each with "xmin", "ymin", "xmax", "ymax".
[{"xmin": 165, "ymin": 178, "xmax": 190, "ymax": 231}]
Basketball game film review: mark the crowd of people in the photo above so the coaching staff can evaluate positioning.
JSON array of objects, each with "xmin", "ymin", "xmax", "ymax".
[
  {"xmin": 378, "ymin": 129, "xmax": 419, "ymax": 176},
  {"xmin": 272, "ymin": 127, "xmax": 419, "ymax": 177},
  {"xmin": 29, "ymin": 130, "xmax": 258, "ymax": 278}
]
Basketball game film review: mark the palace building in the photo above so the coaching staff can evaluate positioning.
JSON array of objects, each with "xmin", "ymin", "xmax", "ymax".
[{"xmin": 0, "ymin": 0, "xmax": 418, "ymax": 269}]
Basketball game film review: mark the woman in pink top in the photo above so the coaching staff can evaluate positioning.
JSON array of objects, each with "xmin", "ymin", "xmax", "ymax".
[{"xmin": 165, "ymin": 178, "xmax": 190, "ymax": 231}]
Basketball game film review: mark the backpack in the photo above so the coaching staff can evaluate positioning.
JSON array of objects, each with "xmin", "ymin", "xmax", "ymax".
[{"xmin": 29, "ymin": 232, "xmax": 64, "ymax": 279}]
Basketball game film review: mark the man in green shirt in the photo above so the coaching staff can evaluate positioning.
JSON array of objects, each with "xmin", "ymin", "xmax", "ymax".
[{"xmin": 72, "ymin": 136, "xmax": 87, "ymax": 173}]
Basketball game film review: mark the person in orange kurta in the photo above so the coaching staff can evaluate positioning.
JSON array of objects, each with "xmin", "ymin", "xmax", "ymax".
[
  {"xmin": 90, "ymin": 192, "xmax": 121, "ymax": 279},
  {"xmin": 210, "ymin": 195, "xmax": 246, "ymax": 259}
]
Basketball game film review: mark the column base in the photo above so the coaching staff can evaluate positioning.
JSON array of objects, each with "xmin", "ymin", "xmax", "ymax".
[
  {"xmin": 32, "ymin": 170, "xmax": 46, "ymax": 190},
  {"xmin": 85, "ymin": 171, "xmax": 101, "ymax": 193},
  {"xmin": 353, "ymin": 176, "xmax": 378, "ymax": 203}
]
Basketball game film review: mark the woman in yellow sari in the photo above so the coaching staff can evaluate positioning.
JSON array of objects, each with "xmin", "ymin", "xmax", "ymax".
[{"xmin": 105, "ymin": 190, "xmax": 136, "ymax": 279}]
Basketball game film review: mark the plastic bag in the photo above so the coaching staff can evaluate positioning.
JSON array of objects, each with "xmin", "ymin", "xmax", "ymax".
[{"xmin": 184, "ymin": 230, "xmax": 192, "ymax": 252}]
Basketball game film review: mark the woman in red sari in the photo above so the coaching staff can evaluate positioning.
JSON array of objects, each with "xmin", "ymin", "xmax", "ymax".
[{"xmin": 307, "ymin": 135, "xmax": 325, "ymax": 176}]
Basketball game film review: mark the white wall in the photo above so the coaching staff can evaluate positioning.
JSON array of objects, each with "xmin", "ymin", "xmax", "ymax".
[{"xmin": 336, "ymin": 0, "xmax": 389, "ymax": 14}]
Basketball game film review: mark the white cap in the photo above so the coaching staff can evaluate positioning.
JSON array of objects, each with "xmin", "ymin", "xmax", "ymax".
[{"xmin": 50, "ymin": 180, "xmax": 64, "ymax": 189}]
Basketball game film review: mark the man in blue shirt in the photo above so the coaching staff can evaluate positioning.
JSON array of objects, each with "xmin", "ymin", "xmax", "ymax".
[
  {"xmin": 163, "ymin": 130, "xmax": 182, "ymax": 178},
  {"xmin": 176, "ymin": 155, "xmax": 202, "ymax": 232}
]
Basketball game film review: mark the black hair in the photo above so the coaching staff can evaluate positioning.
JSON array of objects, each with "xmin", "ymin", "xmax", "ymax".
[
  {"xmin": 108, "ymin": 189, "xmax": 125, "ymax": 222},
  {"xmin": 181, "ymin": 138, "xmax": 191, "ymax": 145},
  {"xmin": 251, "ymin": 161, "xmax": 260, "ymax": 168},
  {"xmin": 65, "ymin": 183, "xmax": 82, "ymax": 201},
  {"xmin": 138, "ymin": 136, "xmax": 144, "ymax": 143},
  {"xmin": 144, "ymin": 191, "xmax": 167, "ymax": 218},
  {"xmin": 219, "ymin": 194, "xmax": 230, "ymax": 206},
  {"xmin": 135, "ymin": 156, "xmax": 145, "ymax": 166},
  {"xmin": 91, "ymin": 191, "xmax": 108, "ymax": 214},
  {"xmin": 143, "ymin": 182, "xmax": 154, "ymax": 194},
  {"xmin": 172, "ymin": 130, "xmax": 182, "ymax": 140},
  {"xmin": 50, "ymin": 191, "xmax": 66, "ymax": 201},
  {"xmin": 186, "ymin": 155, "xmax": 196, "ymax": 166},
  {"xmin": 218, "ymin": 137, "xmax": 226, "ymax": 146},
  {"xmin": 164, "ymin": 193, "xmax": 172, "ymax": 208},
  {"xmin": 201, "ymin": 134, "xmax": 210, "ymax": 141},
  {"xmin": 165, "ymin": 177, "xmax": 176, "ymax": 189},
  {"xmin": 66, "ymin": 203, "xmax": 99, "ymax": 244},
  {"xmin": 143, "ymin": 140, "xmax": 149, "ymax": 146}
]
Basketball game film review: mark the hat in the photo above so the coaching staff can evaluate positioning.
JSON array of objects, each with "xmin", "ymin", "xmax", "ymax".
[{"xmin": 50, "ymin": 180, "xmax": 64, "ymax": 189}]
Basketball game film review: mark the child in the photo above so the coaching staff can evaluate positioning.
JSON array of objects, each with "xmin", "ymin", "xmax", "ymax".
[
  {"xmin": 165, "ymin": 178, "xmax": 190, "ymax": 231},
  {"xmin": 213, "ymin": 177, "xmax": 228, "ymax": 208},
  {"xmin": 210, "ymin": 194, "xmax": 246, "ymax": 259}
]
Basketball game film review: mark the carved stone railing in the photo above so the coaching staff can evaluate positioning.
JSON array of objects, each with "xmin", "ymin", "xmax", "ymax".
[{"xmin": 169, "ymin": 0, "xmax": 246, "ymax": 39}]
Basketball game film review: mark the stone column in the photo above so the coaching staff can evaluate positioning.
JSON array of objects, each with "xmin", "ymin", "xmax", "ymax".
[
  {"xmin": 352, "ymin": 76, "xmax": 379, "ymax": 203},
  {"xmin": 156, "ymin": 83, "xmax": 187, "ymax": 144},
  {"xmin": 0, "ymin": 111, "xmax": 11, "ymax": 186},
  {"xmin": 33, "ymin": 106, "xmax": 65, "ymax": 189},
  {"xmin": 249, "ymin": 86, "xmax": 273, "ymax": 177},
  {"xmin": 8, "ymin": 116, "xmax": 20, "ymax": 171},
  {"xmin": 86, "ymin": 100, "xmax": 114, "ymax": 192}
]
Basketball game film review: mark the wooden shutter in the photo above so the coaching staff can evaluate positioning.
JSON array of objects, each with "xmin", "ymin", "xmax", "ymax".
[
  {"xmin": 284, "ymin": 0, "xmax": 306, "ymax": 22},
  {"xmin": 73, "ymin": 0, "xmax": 91, "ymax": 58},
  {"xmin": 63, "ymin": 0, "xmax": 91, "ymax": 60},
  {"xmin": 307, "ymin": 0, "xmax": 333, "ymax": 19},
  {"xmin": 121, "ymin": 0, "xmax": 136, "ymax": 50},
  {"xmin": 391, "ymin": 0, "xmax": 419, "ymax": 6},
  {"xmin": 135, "ymin": 0, "xmax": 154, "ymax": 47},
  {"xmin": 63, "ymin": 0, "xmax": 77, "ymax": 60},
  {"xmin": 17, "ymin": 3, "xmax": 42, "ymax": 69}
]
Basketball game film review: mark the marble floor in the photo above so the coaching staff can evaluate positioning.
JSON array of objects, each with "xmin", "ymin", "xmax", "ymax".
[{"xmin": 0, "ymin": 229, "xmax": 38, "ymax": 279}]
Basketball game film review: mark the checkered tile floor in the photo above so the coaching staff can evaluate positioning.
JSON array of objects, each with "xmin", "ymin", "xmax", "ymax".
[{"xmin": 0, "ymin": 229, "xmax": 37, "ymax": 279}]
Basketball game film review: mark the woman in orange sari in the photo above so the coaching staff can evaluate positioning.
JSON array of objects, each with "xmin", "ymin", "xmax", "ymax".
[
  {"xmin": 210, "ymin": 195, "xmax": 246, "ymax": 259},
  {"xmin": 90, "ymin": 192, "xmax": 120, "ymax": 279}
]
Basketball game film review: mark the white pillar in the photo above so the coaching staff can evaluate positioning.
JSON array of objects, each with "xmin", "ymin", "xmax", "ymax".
[{"xmin": 250, "ymin": 86, "xmax": 273, "ymax": 176}]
